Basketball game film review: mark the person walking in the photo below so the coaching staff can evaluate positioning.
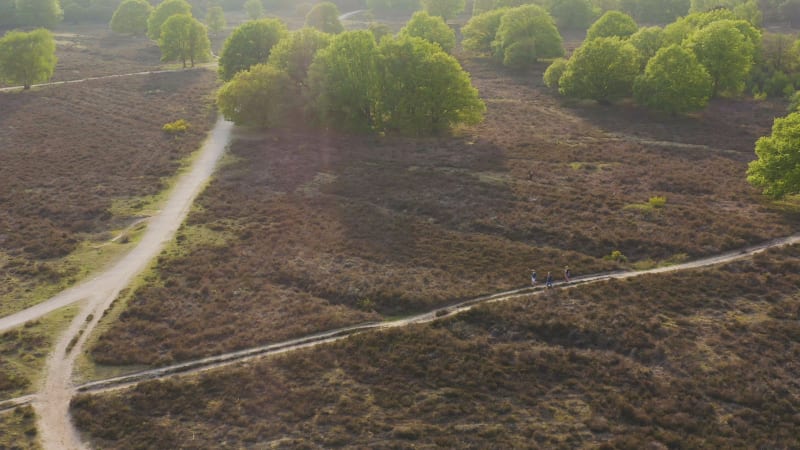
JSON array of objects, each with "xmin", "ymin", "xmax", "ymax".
[
  {"xmin": 545, "ymin": 271, "xmax": 553, "ymax": 288},
  {"xmin": 530, "ymin": 269, "xmax": 537, "ymax": 286},
  {"xmin": 564, "ymin": 266, "xmax": 571, "ymax": 283}
]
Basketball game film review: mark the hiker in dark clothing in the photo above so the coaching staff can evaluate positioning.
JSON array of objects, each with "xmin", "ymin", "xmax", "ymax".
[
  {"xmin": 531, "ymin": 270, "xmax": 537, "ymax": 286},
  {"xmin": 546, "ymin": 272, "xmax": 553, "ymax": 288},
  {"xmin": 564, "ymin": 266, "xmax": 571, "ymax": 283}
]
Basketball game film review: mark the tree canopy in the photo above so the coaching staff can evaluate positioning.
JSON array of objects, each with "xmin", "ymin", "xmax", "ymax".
[
  {"xmin": 549, "ymin": 0, "xmax": 595, "ymax": 31},
  {"xmin": 14, "ymin": 0, "xmax": 63, "ymax": 28},
  {"xmin": 267, "ymin": 27, "xmax": 332, "ymax": 86},
  {"xmin": 243, "ymin": 0, "xmax": 263, "ymax": 20},
  {"xmin": 421, "ymin": 0, "xmax": 465, "ymax": 20},
  {"xmin": 462, "ymin": 7, "xmax": 508, "ymax": 54},
  {"xmin": 747, "ymin": 112, "xmax": 800, "ymax": 198},
  {"xmin": 628, "ymin": 25, "xmax": 664, "ymax": 68},
  {"xmin": 158, "ymin": 14, "xmax": 211, "ymax": 68},
  {"xmin": 217, "ymin": 64, "xmax": 300, "ymax": 128},
  {"xmin": 305, "ymin": 1, "xmax": 344, "ymax": 34},
  {"xmin": 543, "ymin": 57, "xmax": 568, "ymax": 88},
  {"xmin": 378, "ymin": 36, "xmax": 485, "ymax": 134},
  {"xmin": 111, "ymin": 0, "xmax": 153, "ymax": 35},
  {"xmin": 621, "ymin": 0, "xmax": 689, "ymax": 24},
  {"xmin": 205, "ymin": 6, "xmax": 226, "ymax": 36},
  {"xmin": 147, "ymin": 0, "xmax": 192, "ymax": 40},
  {"xmin": 633, "ymin": 44, "xmax": 712, "ymax": 114},
  {"xmin": 492, "ymin": 4, "xmax": 564, "ymax": 69},
  {"xmin": 586, "ymin": 10, "xmax": 638, "ymax": 41},
  {"xmin": 559, "ymin": 36, "xmax": 639, "ymax": 103},
  {"xmin": 218, "ymin": 18, "xmax": 288, "ymax": 81},
  {"xmin": 0, "ymin": 28, "xmax": 57, "ymax": 89},
  {"xmin": 685, "ymin": 19, "xmax": 757, "ymax": 97},
  {"xmin": 399, "ymin": 10, "xmax": 456, "ymax": 53}
]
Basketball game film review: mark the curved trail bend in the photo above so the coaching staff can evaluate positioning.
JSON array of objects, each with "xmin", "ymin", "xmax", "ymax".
[{"xmin": 31, "ymin": 118, "xmax": 233, "ymax": 450}]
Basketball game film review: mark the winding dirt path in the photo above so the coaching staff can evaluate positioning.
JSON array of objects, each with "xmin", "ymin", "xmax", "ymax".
[{"xmin": 29, "ymin": 117, "xmax": 233, "ymax": 450}]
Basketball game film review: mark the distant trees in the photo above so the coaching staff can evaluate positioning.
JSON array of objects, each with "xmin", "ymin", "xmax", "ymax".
[
  {"xmin": 685, "ymin": 20, "xmax": 757, "ymax": 97},
  {"xmin": 628, "ymin": 26, "xmax": 663, "ymax": 68},
  {"xmin": 159, "ymin": 14, "xmax": 211, "ymax": 68},
  {"xmin": 14, "ymin": 0, "xmax": 63, "ymax": 28},
  {"xmin": 205, "ymin": 6, "xmax": 226, "ymax": 36},
  {"xmin": 399, "ymin": 10, "xmax": 455, "ymax": 53},
  {"xmin": 462, "ymin": 8, "xmax": 508, "ymax": 53},
  {"xmin": 147, "ymin": 0, "xmax": 192, "ymax": 40},
  {"xmin": 559, "ymin": 37, "xmax": 639, "ymax": 103},
  {"xmin": 267, "ymin": 27, "xmax": 332, "ymax": 86},
  {"xmin": 305, "ymin": 1, "xmax": 344, "ymax": 34},
  {"xmin": 218, "ymin": 18, "xmax": 287, "ymax": 81},
  {"xmin": 747, "ymin": 112, "xmax": 800, "ymax": 198},
  {"xmin": 217, "ymin": 64, "xmax": 299, "ymax": 127},
  {"xmin": 492, "ymin": 4, "xmax": 564, "ymax": 69},
  {"xmin": 621, "ymin": 0, "xmax": 689, "ymax": 24},
  {"xmin": 549, "ymin": 0, "xmax": 594, "ymax": 31},
  {"xmin": 243, "ymin": 0, "xmax": 264, "ymax": 20},
  {"xmin": 111, "ymin": 0, "xmax": 153, "ymax": 35},
  {"xmin": 585, "ymin": 11, "xmax": 638, "ymax": 41},
  {"xmin": 0, "ymin": 28, "xmax": 57, "ymax": 89},
  {"xmin": 366, "ymin": 0, "xmax": 420, "ymax": 15},
  {"xmin": 421, "ymin": 0, "xmax": 465, "ymax": 20},
  {"xmin": 633, "ymin": 44, "xmax": 712, "ymax": 113}
]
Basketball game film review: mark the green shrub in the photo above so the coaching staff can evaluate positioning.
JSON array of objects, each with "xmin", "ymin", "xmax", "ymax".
[
  {"xmin": 648, "ymin": 196, "xmax": 666, "ymax": 208},
  {"xmin": 163, "ymin": 119, "xmax": 190, "ymax": 133}
]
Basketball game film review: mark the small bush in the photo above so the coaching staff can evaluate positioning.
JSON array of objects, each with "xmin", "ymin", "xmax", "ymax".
[
  {"xmin": 648, "ymin": 196, "xmax": 667, "ymax": 208},
  {"xmin": 162, "ymin": 119, "xmax": 190, "ymax": 134},
  {"xmin": 604, "ymin": 250, "xmax": 627, "ymax": 262}
]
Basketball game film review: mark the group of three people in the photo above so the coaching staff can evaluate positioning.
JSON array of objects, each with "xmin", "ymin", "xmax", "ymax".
[{"xmin": 530, "ymin": 266, "xmax": 571, "ymax": 288}]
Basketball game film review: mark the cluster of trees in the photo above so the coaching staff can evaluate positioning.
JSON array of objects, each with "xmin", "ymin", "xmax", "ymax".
[
  {"xmin": 216, "ymin": 18, "xmax": 484, "ymax": 135},
  {"xmin": 462, "ymin": 4, "xmax": 565, "ymax": 69},
  {"xmin": 545, "ymin": 9, "xmax": 768, "ymax": 113}
]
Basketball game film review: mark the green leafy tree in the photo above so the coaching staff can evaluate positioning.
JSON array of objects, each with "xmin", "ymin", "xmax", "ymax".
[
  {"xmin": 0, "ymin": 28, "xmax": 57, "ymax": 89},
  {"xmin": 421, "ymin": 0, "xmax": 464, "ymax": 20},
  {"xmin": 159, "ymin": 14, "xmax": 211, "ymax": 67},
  {"xmin": 111, "ymin": 0, "xmax": 153, "ymax": 35},
  {"xmin": 267, "ymin": 27, "xmax": 332, "ymax": 86},
  {"xmin": 747, "ymin": 112, "xmax": 800, "ymax": 198},
  {"xmin": 622, "ymin": 0, "xmax": 689, "ymax": 24},
  {"xmin": 685, "ymin": 19, "xmax": 755, "ymax": 97},
  {"xmin": 629, "ymin": 25, "xmax": 663, "ymax": 68},
  {"xmin": 147, "ymin": 0, "xmax": 192, "ymax": 40},
  {"xmin": 368, "ymin": 22, "xmax": 391, "ymax": 41},
  {"xmin": 307, "ymin": 30, "xmax": 382, "ymax": 132},
  {"xmin": 733, "ymin": 0, "xmax": 762, "ymax": 26},
  {"xmin": 399, "ymin": 10, "xmax": 455, "ymax": 52},
  {"xmin": 559, "ymin": 36, "xmax": 639, "ymax": 102},
  {"xmin": 14, "ymin": 0, "xmax": 63, "ymax": 28},
  {"xmin": 661, "ymin": 8, "xmax": 735, "ymax": 46},
  {"xmin": 543, "ymin": 57, "xmax": 568, "ymax": 88},
  {"xmin": 378, "ymin": 36, "xmax": 485, "ymax": 134},
  {"xmin": 218, "ymin": 18, "xmax": 287, "ymax": 81},
  {"xmin": 205, "ymin": 6, "xmax": 226, "ymax": 35},
  {"xmin": 585, "ymin": 10, "xmax": 637, "ymax": 41},
  {"xmin": 780, "ymin": 0, "xmax": 800, "ymax": 27},
  {"xmin": 633, "ymin": 44, "xmax": 712, "ymax": 113},
  {"xmin": 492, "ymin": 4, "xmax": 564, "ymax": 69},
  {"xmin": 472, "ymin": 0, "xmax": 493, "ymax": 15},
  {"xmin": 549, "ymin": 0, "xmax": 594, "ymax": 31},
  {"xmin": 217, "ymin": 64, "xmax": 300, "ymax": 127},
  {"xmin": 243, "ymin": 0, "xmax": 263, "ymax": 19},
  {"xmin": 305, "ymin": 1, "xmax": 344, "ymax": 33},
  {"xmin": 462, "ymin": 7, "xmax": 508, "ymax": 53}
]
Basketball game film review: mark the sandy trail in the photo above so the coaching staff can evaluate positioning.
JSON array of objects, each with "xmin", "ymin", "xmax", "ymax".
[{"xmin": 30, "ymin": 117, "xmax": 233, "ymax": 450}]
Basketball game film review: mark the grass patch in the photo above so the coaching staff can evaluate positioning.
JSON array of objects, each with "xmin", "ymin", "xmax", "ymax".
[
  {"xmin": 0, "ymin": 406, "xmax": 40, "ymax": 449},
  {"xmin": 0, "ymin": 305, "xmax": 79, "ymax": 401}
]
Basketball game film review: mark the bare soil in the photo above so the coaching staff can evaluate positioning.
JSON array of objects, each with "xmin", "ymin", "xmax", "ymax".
[{"xmin": 88, "ymin": 56, "xmax": 798, "ymax": 368}]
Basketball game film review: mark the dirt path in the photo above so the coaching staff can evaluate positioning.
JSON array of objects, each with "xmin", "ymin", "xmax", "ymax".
[{"xmin": 30, "ymin": 117, "xmax": 233, "ymax": 450}]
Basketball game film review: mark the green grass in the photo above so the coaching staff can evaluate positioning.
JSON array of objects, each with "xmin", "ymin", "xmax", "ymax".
[
  {"xmin": 0, "ymin": 406, "xmax": 40, "ymax": 449},
  {"xmin": 0, "ymin": 305, "xmax": 79, "ymax": 401}
]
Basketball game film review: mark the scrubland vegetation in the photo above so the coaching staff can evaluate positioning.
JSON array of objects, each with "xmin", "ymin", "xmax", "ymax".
[
  {"xmin": 0, "ymin": 406, "xmax": 39, "ymax": 449},
  {"xmin": 72, "ymin": 245, "xmax": 800, "ymax": 448}
]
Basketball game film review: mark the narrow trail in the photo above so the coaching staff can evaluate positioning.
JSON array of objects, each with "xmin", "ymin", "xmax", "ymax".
[
  {"xmin": 28, "ymin": 118, "xmax": 233, "ymax": 450},
  {"xmin": 1, "ymin": 231, "xmax": 785, "ymax": 406}
]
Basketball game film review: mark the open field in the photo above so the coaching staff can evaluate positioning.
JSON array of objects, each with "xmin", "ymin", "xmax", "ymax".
[
  {"xmin": 71, "ymin": 244, "xmax": 800, "ymax": 448},
  {"xmin": 0, "ymin": 406, "xmax": 39, "ymax": 449},
  {"xmin": 87, "ymin": 55, "xmax": 798, "ymax": 368},
  {"xmin": 0, "ymin": 69, "xmax": 217, "ymax": 316}
]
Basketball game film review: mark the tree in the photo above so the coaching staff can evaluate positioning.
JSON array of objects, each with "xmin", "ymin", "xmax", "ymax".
[
  {"xmin": 218, "ymin": 18, "xmax": 287, "ymax": 81},
  {"xmin": 421, "ymin": 0, "xmax": 465, "ymax": 20},
  {"xmin": 661, "ymin": 8, "xmax": 736, "ymax": 46},
  {"xmin": 472, "ymin": 0, "xmax": 494, "ymax": 15},
  {"xmin": 158, "ymin": 14, "xmax": 211, "ymax": 67},
  {"xmin": 634, "ymin": 44, "xmax": 712, "ymax": 113},
  {"xmin": 205, "ymin": 6, "xmax": 226, "ymax": 36},
  {"xmin": 543, "ymin": 57, "xmax": 568, "ymax": 88},
  {"xmin": 111, "ymin": 0, "xmax": 153, "ymax": 35},
  {"xmin": 399, "ymin": 10, "xmax": 455, "ymax": 53},
  {"xmin": 549, "ymin": 0, "xmax": 594, "ymax": 31},
  {"xmin": 147, "ymin": 0, "xmax": 192, "ymax": 40},
  {"xmin": 685, "ymin": 19, "xmax": 755, "ymax": 96},
  {"xmin": 307, "ymin": 30, "xmax": 382, "ymax": 132},
  {"xmin": 305, "ymin": 1, "xmax": 343, "ymax": 33},
  {"xmin": 623, "ymin": 0, "xmax": 689, "ymax": 24},
  {"xmin": 462, "ymin": 7, "xmax": 508, "ymax": 54},
  {"xmin": 243, "ymin": 0, "xmax": 263, "ymax": 19},
  {"xmin": 492, "ymin": 4, "xmax": 564, "ymax": 69},
  {"xmin": 747, "ymin": 112, "xmax": 800, "ymax": 198},
  {"xmin": 378, "ymin": 36, "xmax": 485, "ymax": 134},
  {"xmin": 629, "ymin": 25, "xmax": 664, "ymax": 68},
  {"xmin": 217, "ymin": 64, "xmax": 300, "ymax": 127},
  {"xmin": 368, "ymin": 22, "xmax": 391, "ymax": 41},
  {"xmin": 267, "ymin": 27, "xmax": 332, "ymax": 86},
  {"xmin": 14, "ymin": 0, "xmax": 63, "ymax": 28},
  {"xmin": 585, "ymin": 10, "xmax": 637, "ymax": 41},
  {"xmin": 0, "ymin": 29, "xmax": 57, "ymax": 90},
  {"xmin": 559, "ymin": 36, "xmax": 639, "ymax": 102},
  {"xmin": 733, "ymin": 0, "xmax": 762, "ymax": 26}
]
